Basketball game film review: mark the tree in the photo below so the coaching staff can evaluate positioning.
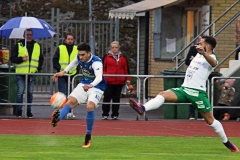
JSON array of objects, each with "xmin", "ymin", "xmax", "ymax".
[{"xmin": 0, "ymin": 0, "xmax": 138, "ymax": 73}]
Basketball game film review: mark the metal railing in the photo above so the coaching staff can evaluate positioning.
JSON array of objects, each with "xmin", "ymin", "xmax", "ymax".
[
  {"xmin": 214, "ymin": 45, "xmax": 240, "ymax": 69},
  {"xmin": 142, "ymin": 75, "xmax": 210, "ymax": 103},
  {"xmin": 172, "ymin": 0, "xmax": 240, "ymax": 70},
  {"xmin": 0, "ymin": 72, "xmax": 70, "ymax": 118},
  {"xmin": 72, "ymin": 74, "xmax": 143, "ymax": 103},
  {"xmin": 1, "ymin": 72, "xmax": 239, "ymax": 119},
  {"xmin": 211, "ymin": 77, "xmax": 240, "ymax": 109}
]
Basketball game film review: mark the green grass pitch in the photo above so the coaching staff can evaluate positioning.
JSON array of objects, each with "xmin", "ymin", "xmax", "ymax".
[{"xmin": 0, "ymin": 135, "xmax": 239, "ymax": 160}]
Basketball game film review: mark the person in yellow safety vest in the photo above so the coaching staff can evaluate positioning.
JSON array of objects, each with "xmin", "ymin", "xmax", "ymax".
[
  {"xmin": 10, "ymin": 29, "xmax": 44, "ymax": 118},
  {"xmin": 52, "ymin": 33, "xmax": 79, "ymax": 119}
]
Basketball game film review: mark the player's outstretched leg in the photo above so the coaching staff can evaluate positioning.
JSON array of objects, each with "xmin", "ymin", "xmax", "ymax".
[
  {"xmin": 129, "ymin": 95, "xmax": 165, "ymax": 115},
  {"xmin": 129, "ymin": 98, "xmax": 145, "ymax": 115},
  {"xmin": 51, "ymin": 109, "xmax": 60, "ymax": 127},
  {"xmin": 51, "ymin": 104, "xmax": 71, "ymax": 127},
  {"xmin": 209, "ymin": 119, "xmax": 239, "ymax": 152},
  {"xmin": 224, "ymin": 141, "xmax": 239, "ymax": 152},
  {"xmin": 82, "ymin": 134, "xmax": 91, "ymax": 148}
]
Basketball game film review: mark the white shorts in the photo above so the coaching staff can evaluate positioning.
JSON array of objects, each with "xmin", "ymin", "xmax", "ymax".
[{"xmin": 69, "ymin": 83, "xmax": 103, "ymax": 107}]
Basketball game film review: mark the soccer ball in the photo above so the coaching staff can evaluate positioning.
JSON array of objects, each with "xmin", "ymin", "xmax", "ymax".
[{"xmin": 50, "ymin": 92, "xmax": 67, "ymax": 109}]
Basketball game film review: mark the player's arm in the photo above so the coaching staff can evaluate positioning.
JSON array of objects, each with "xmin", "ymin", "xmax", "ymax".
[
  {"xmin": 52, "ymin": 56, "xmax": 78, "ymax": 82},
  {"xmin": 89, "ymin": 61, "xmax": 103, "ymax": 87},
  {"xmin": 196, "ymin": 45, "xmax": 217, "ymax": 67},
  {"xmin": 82, "ymin": 62, "xmax": 103, "ymax": 91},
  {"xmin": 52, "ymin": 70, "xmax": 66, "ymax": 82},
  {"xmin": 203, "ymin": 53, "xmax": 217, "ymax": 67},
  {"xmin": 64, "ymin": 56, "xmax": 79, "ymax": 73}
]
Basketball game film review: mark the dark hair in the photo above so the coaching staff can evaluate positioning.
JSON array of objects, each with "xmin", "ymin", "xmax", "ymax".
[
  {"xmin": 23, "ymin": 28, "xmax": 33, "ymax": 37},
  {"xmin": 202, "ymin": 36, "xmax": 216, "ymax": 49},
  {"xmin": 77, "ymin": 42, "xmax": 91, "ymax": 52},
  {"xmin": 64, "ymin": 33, "xmax": 75, "ymax": 40}
]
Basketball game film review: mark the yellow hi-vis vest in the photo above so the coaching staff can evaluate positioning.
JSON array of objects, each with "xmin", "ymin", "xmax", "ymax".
[
  {"xmin": 59, "ymin": 45, "xmax": 78, "ymax": 76},
  {"xmin": 16, "ymin": 42, "xmax": 40, "ymax": 73}
]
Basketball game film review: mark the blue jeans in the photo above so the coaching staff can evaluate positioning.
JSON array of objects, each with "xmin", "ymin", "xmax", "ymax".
[
  {"xmin": 16, "ymin": 75, "xmax": 36, "ymax": 112},
  {"xmin": 58, "ymin": 76, "xmax": 71, "ymax": 95}
]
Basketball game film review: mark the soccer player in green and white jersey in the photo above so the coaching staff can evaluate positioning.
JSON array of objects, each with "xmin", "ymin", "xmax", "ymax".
[{"xmin": 129, "ymin": 36, "xmax": 239, "ymax": 152}]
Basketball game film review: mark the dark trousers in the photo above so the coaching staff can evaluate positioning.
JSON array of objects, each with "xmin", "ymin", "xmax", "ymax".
[
  {"xmin": 214, "ymin": 103, "xmax": 229, "ymax": 120},
  {"xmin": 58, "ymin": 76, "xmax": 71, "ymax": 95},
  {"xmin": 235, "ymin": 44, "xmax": 240, "ymax": 60},
  {"xmin": 102, "ymin": 84, "xmax": 124, "ymax": 117},
  {"xmin": 58, "ymin": 76, "xmax": 72, "ymax": 113},
  {"xmin": 189, "ymin": 105, "xmax": 202, "ymax": 118}
]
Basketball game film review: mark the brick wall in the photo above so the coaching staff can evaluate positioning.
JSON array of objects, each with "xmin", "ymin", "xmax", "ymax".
[
  {"xmin": 147, "ymin": 0, "xmax": 239, "ymax": 97},
  {"xmin": 209, "ymin": 0, "xmax": 240, "ymax": 69}
]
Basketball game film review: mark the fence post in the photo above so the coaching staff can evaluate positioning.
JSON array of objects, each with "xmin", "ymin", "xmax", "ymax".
[{"xmin": 115, "ymin": 18, "xmax": 119, "ymax": 41}]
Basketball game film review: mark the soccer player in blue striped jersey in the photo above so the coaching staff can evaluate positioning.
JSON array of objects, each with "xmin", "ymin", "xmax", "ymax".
[{"xmin": 51, "ymin": 42, "xmax": 106, "ymax": 148}]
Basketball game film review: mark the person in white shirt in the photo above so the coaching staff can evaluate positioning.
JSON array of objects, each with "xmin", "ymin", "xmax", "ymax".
[{"xmin": 129, "ymin": 36, "xmax": 239, "ymax": 152}]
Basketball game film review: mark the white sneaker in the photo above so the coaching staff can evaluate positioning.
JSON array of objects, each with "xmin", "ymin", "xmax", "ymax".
[
  {"xmin": 197, "ymin": 118, "xmax": 204, "ymax": 121},
  {"xmin": 66, "ymin": 113, "xmax": 75, "ymax": 119},
  {"xmin": 189, "ymin": 117, "xmax": 195, "ymax": 120},
  {"xmin": 102, "ymin": 116, "xmax": 108, "ymax": 120},
  {"xmin": 112, "ymin": 116, "xmax": 118, "ymax": 120}
]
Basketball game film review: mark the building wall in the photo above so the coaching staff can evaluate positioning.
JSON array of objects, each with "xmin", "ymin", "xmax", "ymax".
[
  {"xmin": 208, "ymin": 0, "xmax": 240, "ymax": 71},
  {"xmin": 147, "ymin": 0, "xmax": 239, "ymax": 97},
  {"xmin": 148, "ymin": 9, "xmax": 177, "ymax": 96}
]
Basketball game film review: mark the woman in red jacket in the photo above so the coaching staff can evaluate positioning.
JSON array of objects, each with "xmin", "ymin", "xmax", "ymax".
[{"xmin": 102, "ymin": 41, "xmax": 131, "ymax": 120}]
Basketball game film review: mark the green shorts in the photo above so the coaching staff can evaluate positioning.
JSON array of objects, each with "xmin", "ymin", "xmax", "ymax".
[{"xmin": 169, "ymin": 86, "xmax": 212, "ymax": 112}]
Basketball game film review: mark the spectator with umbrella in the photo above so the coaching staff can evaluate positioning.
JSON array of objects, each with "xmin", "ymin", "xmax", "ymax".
[
  {"xmin": 10, "ymin": 28, "xmax": 44, "ymax": 118},
  {"xmin": 0, "ymin": 16, "xmax": 56, "ymax": 118}
]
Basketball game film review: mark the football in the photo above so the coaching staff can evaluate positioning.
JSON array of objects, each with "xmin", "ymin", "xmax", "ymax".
[{"xmin": 50, "ymin": 92, "xmax": 67, "ymax": 109}]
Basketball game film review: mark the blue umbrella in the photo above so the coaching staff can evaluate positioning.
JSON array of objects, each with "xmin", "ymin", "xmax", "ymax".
[{"xmin": 0, "ymin": 16, "xmax": 56, "ymax": 39}]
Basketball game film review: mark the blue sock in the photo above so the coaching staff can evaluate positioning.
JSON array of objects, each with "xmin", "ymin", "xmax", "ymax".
[
  {"xmin": 59, "ymin": 104, "xmax": 71, "ymax": 120},
  {"xmin": 86, "ymin": 111, "xmax": 95, "ymax": 135}
]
